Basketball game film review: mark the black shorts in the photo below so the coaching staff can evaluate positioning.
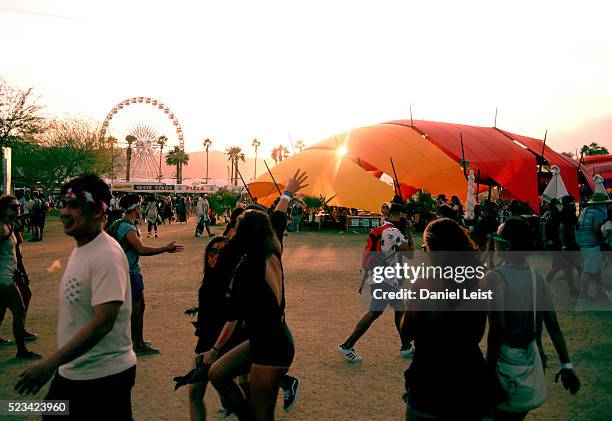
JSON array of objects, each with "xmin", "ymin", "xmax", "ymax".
[
  {"xmin": 44, "ymin": 365, "xmax": 136, "ymax": 420},
  {"xmin": 250, "ymin": 322, "xmax": 295, "ymax": 367}
]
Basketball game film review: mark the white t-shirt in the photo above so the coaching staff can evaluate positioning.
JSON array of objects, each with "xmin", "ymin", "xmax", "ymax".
[
  {"xmin": 58, "ymin": 231, "xmax": 136, "ymax": 380},
  {"xmin": 367, "ymin": 223, "xmax": 406, "ymax": 287}
]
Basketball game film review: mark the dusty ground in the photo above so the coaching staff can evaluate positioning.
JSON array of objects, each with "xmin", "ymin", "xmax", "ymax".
[{"xmin": 1, "ymin": 215, "xmax": 611, "ymax": 420}]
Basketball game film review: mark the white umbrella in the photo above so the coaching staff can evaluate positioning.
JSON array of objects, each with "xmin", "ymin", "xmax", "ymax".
[
  {"xmin": 542, "ymin": 165, "xmax": 569, "ymax": 202},
  {"xmin": 464, "ymin": 169, "xmax": 476, "ymax": 220}
]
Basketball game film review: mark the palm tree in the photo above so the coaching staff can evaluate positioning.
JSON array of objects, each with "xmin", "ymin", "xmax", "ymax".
[
  {"xmin": 271, "ymin": 144, "xmax": 290, "ymax": 164},
  {"xmin": 157, "ymin": 135, "xmax": 167, "ymax": 182},
  {"xmin": 295, "ymin": 139, "xmax": 305, "ymax": 152},
  {"xmin": 252, "ymin": 138, "xmax": 261, "ymax": 180},
  {"xmin": 225, "ymin": 146, "xmax": 245, "ymax": 186},
  {"xmin": 203, "ymin": 138, "xmax": 213, "ymax": 183},
  {"xmin": 125, "ymin": 135, "xmax": 136, "ymax": 181},
  {"xmin": 581, "ymin": 142, "xmax": 609, "ymax": 156},
  {"xmin": 107, "ymin": 136, "xmax": 117, "ymax": 182},
  {"xmin": 165, "ymin": 146, "xmax": 190, "ymax": 184}
]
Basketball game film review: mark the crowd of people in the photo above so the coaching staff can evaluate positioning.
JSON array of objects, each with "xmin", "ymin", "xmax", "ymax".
[{"xmin": 1, "ymin": 172, "xmax": 610, "ymax": 420}]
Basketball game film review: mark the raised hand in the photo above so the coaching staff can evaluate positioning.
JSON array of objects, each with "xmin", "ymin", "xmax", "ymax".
[{"xmin": 284, "ymin": 169, "xmax": 308, "ymax": 195}]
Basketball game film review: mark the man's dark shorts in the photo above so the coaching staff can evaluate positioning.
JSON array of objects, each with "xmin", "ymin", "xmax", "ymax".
[
  {"xmin": 130, "ymin": 272, "xmax": 144, "ymax": 301},
  {"xmin": 44, "ymin": 365, "xmax": 136, "ymax": 420}
]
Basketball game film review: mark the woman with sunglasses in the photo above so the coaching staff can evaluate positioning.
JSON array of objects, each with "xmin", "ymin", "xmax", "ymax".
[
  {"xmin": 188, "ymin": 236, "xmax": 236, "ymax": 420},
  {"xmin": 0, "ymin": 195, "xmax": 40, "ymax": 359}
]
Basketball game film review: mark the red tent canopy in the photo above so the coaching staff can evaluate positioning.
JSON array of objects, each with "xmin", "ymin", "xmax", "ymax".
[
  {"xmin": 583, "ymin": 155, "xmax": 612, "ymax": 176},
  {"xmin": 387, "ymin": 120, "xmax": 540, "ymax": 212},
  {"xmin": 498, "ymin": 130, "xmax": 581, "ymax": 200}
]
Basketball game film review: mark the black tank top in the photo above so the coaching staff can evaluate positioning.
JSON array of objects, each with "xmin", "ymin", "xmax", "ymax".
[{"xmin": 228, "ymin": 250, "xmax": 286, "ymax": 328}]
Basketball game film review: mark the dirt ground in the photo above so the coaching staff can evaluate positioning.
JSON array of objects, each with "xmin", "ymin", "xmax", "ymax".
[{"xmin": 1, "ymin": 215, "xmax": 611, "ymax": 420}]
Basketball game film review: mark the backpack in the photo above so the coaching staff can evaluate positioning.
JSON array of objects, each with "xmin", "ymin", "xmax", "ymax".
[
  {"xmin": 106, "ymin": 218, "xmax": 135, "ymax": 252},
  {"xmin": 361, "ymin": 223, "xmax": 393, "ymax": 270}
]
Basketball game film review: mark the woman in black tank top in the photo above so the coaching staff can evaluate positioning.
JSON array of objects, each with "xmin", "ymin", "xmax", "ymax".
[{"xmin": 207, "ymin": 210, "xmax": 294, "ymax": 421}]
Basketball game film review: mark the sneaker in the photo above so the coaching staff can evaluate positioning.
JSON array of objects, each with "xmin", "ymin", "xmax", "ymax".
[
  {"xmin": 283, "ymin": 376, "xmax": 300, "ymax": 412},
  {"xmin": 400, "ymin": 343, "xmax": 415, "ymax": 359},
  {"xmin": 337, "ymin": 345, "xmax": 362, "ymax": 362},
  {"xmin": 134, "ymin": 343, "xmax": 160, "ymax": 356},
  {"xmin": 16, "ymin": 351, "xmax": 42, "ymax": 360},
  {"xmin": 147, "ymin": 234, "xmax": 151, "ymax": 238},
  {"xmin": 23, "ymin": 331, "xmax": 38, "ymax": 342},
  {"xmin": 155, "ymin": 233, "xmax": 158, "ymax": 238},
  {"xmin": 208, "ymin": 233, "xmax": 215, "ymax": 238},
  {"xmin": 0, "ymin": 336, "xmax": 14, "ymax": 346}
]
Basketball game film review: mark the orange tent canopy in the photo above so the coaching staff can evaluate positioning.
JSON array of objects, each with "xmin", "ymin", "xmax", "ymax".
[
  {"xmin": 250, "ymin": 148, "xmax": 394, "ymax": 212},
  {"xmin": 309, "ymin": 124, "xmax": 468, "ymax": 203}
]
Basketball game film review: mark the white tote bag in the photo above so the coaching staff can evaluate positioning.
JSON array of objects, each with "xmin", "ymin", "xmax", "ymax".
[{"xmin": 496, "ymin": 267, "xmax": 548, "ymax": 413}]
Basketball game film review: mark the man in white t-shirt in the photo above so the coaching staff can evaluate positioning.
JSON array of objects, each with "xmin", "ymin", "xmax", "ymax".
[
  {"xmin": 195, "ymin": 194, "xmax": 214, "ymax": 237},
  {"xmin": 16, "ymin": 174, "xmax": 137, "ymax": 419}
]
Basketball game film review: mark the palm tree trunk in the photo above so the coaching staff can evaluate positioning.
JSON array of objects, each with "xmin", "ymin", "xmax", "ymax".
[
  {"xmin": 254, "ymin": 149, "xmax": 258, "ymax": 180},
  {"xmin": 234, "ymin": 158, "xmax": 238, "ymax": 186},
  {"xmin": 205, "ymin": 150, "xmax": 209, "ymax": 184},
  {"xmin": 126, "ymin": 146, "xmax": 132, "ymax": 181}
]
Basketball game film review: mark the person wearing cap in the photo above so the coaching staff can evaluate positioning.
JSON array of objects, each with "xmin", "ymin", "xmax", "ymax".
[
  {"xmin": 576, "ymin": 191, "xmax": 610, "ymax": 301},
  {"xmin": 107, "ymin": 193, "xmax": 184, "ymax": 355},
  {"xmin": 15, "ymin": 174, "xmax": 138, "ymax": 418}
]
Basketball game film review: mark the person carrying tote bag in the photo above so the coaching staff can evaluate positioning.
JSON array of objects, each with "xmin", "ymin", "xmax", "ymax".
[
  {"xmin": 495, "ymin": 267, "xmax": 547, "ymax": 413},
  {"xmin": 486, "ymin": 219, "xmax": 581, "ymax": 421}
]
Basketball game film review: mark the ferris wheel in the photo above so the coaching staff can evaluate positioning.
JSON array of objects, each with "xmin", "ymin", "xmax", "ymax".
[{"xmin": 99, "ymin": 97, "xmax": 184, "ymax": 181}]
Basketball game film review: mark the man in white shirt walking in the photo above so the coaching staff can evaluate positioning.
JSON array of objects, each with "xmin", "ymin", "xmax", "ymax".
[
  {"xmin": 16, "ymin": 174, "xmax": 137, "ymax": 419},
  {"xmin": 195, "ymin": 194, "xmax": 214, "ymax": 238}
]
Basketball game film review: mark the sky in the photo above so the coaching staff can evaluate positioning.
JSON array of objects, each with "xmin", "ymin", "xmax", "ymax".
[{"xmin": 2, "ymin": 0, "xmax": 611, "ymax": 157}]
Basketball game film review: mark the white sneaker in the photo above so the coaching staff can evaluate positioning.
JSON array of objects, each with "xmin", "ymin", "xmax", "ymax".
[
  {"xmin": 400, "ymin": 343, "xmax": 415, "ymax": 359},
  {"xmin": 337, "ymin": 345, "xmax": 362, "ymax": 362}
]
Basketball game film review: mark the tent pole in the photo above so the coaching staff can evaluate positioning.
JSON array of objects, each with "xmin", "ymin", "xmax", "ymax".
[
  {"xmin": 460, "ymin": 133, "xmax": 468, "ymax": 179},
  {"xmin": 537, "ymin": 130, "xmax": 547, "ymax": 195},
  {"xmin": 476, "ymin": 169, "xmax": 481, "ymax": 204},
  {"xmin": 488, "ymin": 186, "xmax": 492, "ymax": 201},
  {"xmin": 410, "ymin": 104, "xmax": 414, "ymax": 127},
  {"xmin": 263, "ymin": 160, "xmax": 283, "ymax": 196},
  {"xmin": 287, "ymin": 132, "xmax": 296, "ymax": 155},
  {"xmin": 236, "ymin": 167, "xmax": 255, "ymax": 202},
  {"xmin": 494, "ymin": 108, "xmax": 497, "ymax": 128},
  {"xmin": 390, "ymin": 157, "xmax": 402, "ymax": 200}
]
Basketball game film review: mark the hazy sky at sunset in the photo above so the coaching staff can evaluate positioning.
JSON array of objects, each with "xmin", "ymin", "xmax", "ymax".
[{"xmin": 2, "ymin": 0, "xmax": 611, "ymax": 156}]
